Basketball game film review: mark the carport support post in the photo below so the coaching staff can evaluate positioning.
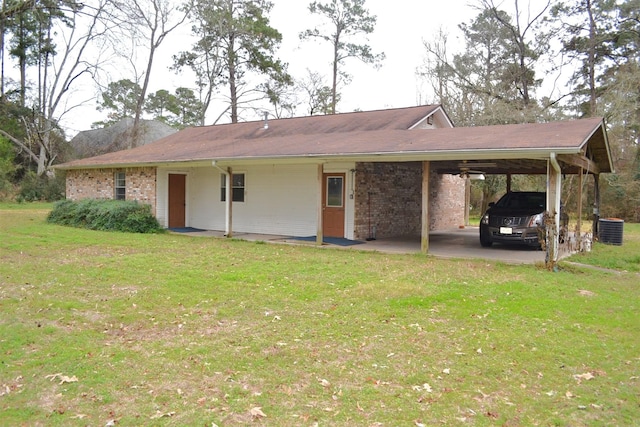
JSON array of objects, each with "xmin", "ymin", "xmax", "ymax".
[
  {"xmin": 577, "ymin": 168, "xmax": 583, "ymax": 234},
  {"xmin": 464, "ymin": 175, "xmax": 470, "ymax": 226},
  {"xmin": 547, "ymin": 154, "xmax": 562, "ymax": 268},
  {"xmin": 421, "ymin": 161, "xmax": 430, "ymax": 254},
  {"xmin": 212, "ymin": 161, "xmax": 233, "ymax": 237},
  {"xmin": 592, "ymin": 174, "xmax": 600, "ymax": 238},
  {"xmin": 316, "ymin": 163, "xmax": 324, "ymax": 246},
  {"xmin": 225, "ymin": 168, "xmax": 233, "ymax": 237}
]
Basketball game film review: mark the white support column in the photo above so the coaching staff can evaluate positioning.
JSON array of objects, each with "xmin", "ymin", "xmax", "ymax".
[
  {"xmin": 577, "ymin": 168, "xmax": 583, "ymax": 234},
  {"xmin": 464, "ymin": 176, "xmax": 471, "ymax": 227},
  {"xmin": 547, "ymin": 153, "xmax": 562, "ymax": 266},
  {"xmin": 316, "ymin": 163, "xmax": 324, "ymax": 246},
  {"xmin": 592, "ymin": 174, "xmax": 600, "ymax": 238},
  {"xmin": 225, "ymin": 167, "xmax": 233, "ymax": 237},
  {"xmin": 212, "ymin": 161, "xmax": 232, "ymax": 238},
  {"xmin": 421, "ymin": 161, "xmax": 430, "ymax": 254}
]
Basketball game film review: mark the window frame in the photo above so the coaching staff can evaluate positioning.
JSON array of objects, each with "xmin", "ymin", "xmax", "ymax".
[
  {"xmin": 220, "ymin": 172, "xmax": 245, "ymax": 202},
  {"xmin": 325, "ymin": 175, "xmax": 344, "ymax": 208},
  {"xmin": 114, "ymin": 171, "xmax": 126, "ymax": 200}
]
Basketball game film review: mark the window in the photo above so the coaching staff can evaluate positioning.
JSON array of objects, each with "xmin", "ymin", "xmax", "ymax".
[
  {"xmin": 326, "ymin": 176, "xmax": 344, "ymax": 207},
  {"xmin": 114, "ymin": 172, "xmax": 126, "ymax": 200},
  {"xmin": 221, "ymin": 173, "xmax": 245, "ymax": 202}
]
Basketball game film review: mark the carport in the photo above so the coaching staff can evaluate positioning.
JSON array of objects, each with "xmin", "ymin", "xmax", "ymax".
[
  {"xmin": 167, "ymin": 116, "xmax": 614, "ymax": 266},
  {"xmin": 419, "ymin": 117, "xmax": 613, "ymax": 266},
  {"xmin": 58, "ymin": 106, "xmax": 613, "ymax": 268}
]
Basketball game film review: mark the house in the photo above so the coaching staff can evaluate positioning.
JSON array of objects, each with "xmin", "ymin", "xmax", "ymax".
[
  {"xmin": 56, "ymin": 105, "xmax": 613, "ymax": 261},
  {"xmin": 70, "ymin": 118, "xmax": 177, "ymax": 158}
]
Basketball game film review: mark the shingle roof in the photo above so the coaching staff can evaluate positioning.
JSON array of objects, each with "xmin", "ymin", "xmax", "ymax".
[{"xmin": 56, "ymin": 106, "xmax": 612, "ymax": 174}]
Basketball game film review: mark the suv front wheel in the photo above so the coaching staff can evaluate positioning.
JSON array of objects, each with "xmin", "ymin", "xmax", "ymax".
[{"xmin": 480, "ymin": 231, "xmax": 493, "ymax": 247}]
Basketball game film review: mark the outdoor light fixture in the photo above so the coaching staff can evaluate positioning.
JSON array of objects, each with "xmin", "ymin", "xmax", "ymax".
[{"xmin": 460, "ymin": 171, "xmax": 485, "ymax": 180}]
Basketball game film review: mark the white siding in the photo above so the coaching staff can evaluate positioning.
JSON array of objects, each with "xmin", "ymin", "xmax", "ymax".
[
  {"xmin": 156, "ymin": 170, "xmax": 168, "ymax": 227},
  {"xmin": 158, "ymin": 163, "xmax": 355, "ymax": 238}
]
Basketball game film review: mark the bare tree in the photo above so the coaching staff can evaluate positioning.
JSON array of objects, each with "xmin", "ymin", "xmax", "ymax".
[
  {"xmin": 478, "ymin": 0, "xmax": 552, "ymax": 107},
  {"xmin": 171, "ymin": 1, "xmax": 226, "ymax": 126},
  {"xmin": 111, "ymin": 0, "xmax": 188, "ymax": 147},
  {"xmin": 296, "ymin": 68, "xmax": 336, "ymax": 116},
  {"xmin": 418, "ymin": 1, "xmax": 560, "ymax": 126},
  {"xmin": 1, "ymin": 0, "xmax": 115, "ymax": 175}
]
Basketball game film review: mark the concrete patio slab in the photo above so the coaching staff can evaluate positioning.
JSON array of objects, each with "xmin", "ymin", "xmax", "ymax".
[{"xmin": 169, "ymin": 226, "xmax": 547, "ymax": 264}]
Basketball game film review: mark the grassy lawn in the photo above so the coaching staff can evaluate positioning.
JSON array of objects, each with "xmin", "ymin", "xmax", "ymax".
[{"xmin": 1, "ymin": 203, "xmax": 638, "ymax": 426}]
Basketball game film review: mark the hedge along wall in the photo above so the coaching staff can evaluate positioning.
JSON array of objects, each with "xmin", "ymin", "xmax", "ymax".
[
  {"xmin": 65, "ymin": 167, "xmax": 157, "ymax": 215},
  {"xmin": 354, "ymin": 162, "xmax": 465, "ymax": 239}
]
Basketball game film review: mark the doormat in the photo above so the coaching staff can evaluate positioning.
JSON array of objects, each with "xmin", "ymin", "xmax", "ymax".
[
  {"xmin": 291, "ymin": 236, "xmax": 364, "ymax": 246},
  {"xmin": 169, "ymin": 227, "xmax": 206, "ymax": 233}
]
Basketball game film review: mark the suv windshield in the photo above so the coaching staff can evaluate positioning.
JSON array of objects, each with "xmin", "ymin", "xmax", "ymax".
[{"xmin": 494, "ymin": 192, "xmax": 545, "ymax": 210}]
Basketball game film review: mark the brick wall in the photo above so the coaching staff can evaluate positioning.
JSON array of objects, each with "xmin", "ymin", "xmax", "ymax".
[
  {"xmin": 354, "ymin": 162, "xmax": 465, "ymax": 239},
  {"xmin": 66, "ymin": 167, "xmax": 157, "ymax": 214},
  {"xmin": 429, "ymin": 172, "xmax": 466, "ymax": 230}
]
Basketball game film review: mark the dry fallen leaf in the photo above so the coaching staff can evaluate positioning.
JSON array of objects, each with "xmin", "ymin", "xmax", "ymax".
[
  {"xmin": 319, "ymin": 378, "xmax": 331, "ymax": 388},
  {"xmin": 150, "ymin": 411, "xmax": 176, "ymax": 419},
  {"xmin": 412, "ymin": 383, "xmax": 432, "ymax": 393},
  {"xmin": 45, "ymin": 373, "xmax": 78, "ymax": 385},
  {"xmin": 250, "ymin": 406, "xmax": 267, "ymax": 418},
  {"xmin": 574, "ymin": 372, "xmax": 595, "ymax": 382}
]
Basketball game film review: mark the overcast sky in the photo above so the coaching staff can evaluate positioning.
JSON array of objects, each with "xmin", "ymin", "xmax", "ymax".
[
  {"xmin": 61, "ymin": 0, "xmax": 479, "ymax": 135},
  {"xmin": 269, "ymin": 0, "xmax": 478, "ymax": 112}
]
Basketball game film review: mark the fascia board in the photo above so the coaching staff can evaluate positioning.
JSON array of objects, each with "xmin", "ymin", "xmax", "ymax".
[{"xmin": 57, "ymin": 147, "xmax": 583, "ymax": 170}]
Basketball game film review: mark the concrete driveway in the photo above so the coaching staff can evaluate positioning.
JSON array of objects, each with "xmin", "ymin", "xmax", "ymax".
[
  {"xmin": 349, "ymin": 227, "xmax": 546, "ymax": 264},
  {"xmin": 428, "ymin": 227, "xmax": 545, "ymax": 263},
  {"xmin": 175, "ymin": 226, "xmax": 546, "ymax": 264}
]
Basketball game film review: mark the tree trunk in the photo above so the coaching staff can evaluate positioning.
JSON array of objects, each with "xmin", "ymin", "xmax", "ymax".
[
  {"xmin": 586, "ymin": 0, "xmax": 597, "ymax": 117},
  {"xmin": 331, "ymin": 32, "xmax": 339, "ymax": 115},
  {"xmin": 37, "ymin": 142, "xmax": 46, "ymax": 176},
  {"xmin": 229, "ymin": 34, "xmax": 238, "ymax": 123}
]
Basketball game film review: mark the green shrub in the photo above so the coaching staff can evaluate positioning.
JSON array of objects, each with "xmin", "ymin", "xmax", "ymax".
[
  {"xmin": 17, "ymin": 171, "xmax": 65, "ymax": 202},
  {"xmin": 47, "ymin": 199, "xmax": 163, "ymax": 233},
  {"xmin": 0, "ymin": 136, "xmax": 16, "ymax": 200}
]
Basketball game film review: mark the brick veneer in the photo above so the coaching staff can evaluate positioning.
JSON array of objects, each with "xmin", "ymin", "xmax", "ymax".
[
  {"xmin": 354, "ymin": 162, "xmax": 465, "ymax": 239},
  {"xmin": 65, "ymin": 167, "xmax": 157, "ymax": 214}
]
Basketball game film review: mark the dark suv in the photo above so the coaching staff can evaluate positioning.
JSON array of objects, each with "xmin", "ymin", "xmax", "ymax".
[{"xmin": 479, "ymin": 191, "xmax": 565, "ymax": 248}]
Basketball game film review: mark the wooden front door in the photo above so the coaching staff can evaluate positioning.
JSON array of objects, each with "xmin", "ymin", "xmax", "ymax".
[
  {"xmin": 168, "ymin": 174, "xmax": 186, "ymax": 228},
  {"xmin": 322, "ymin": 173, "xmax": 345, "ymax": 238}
]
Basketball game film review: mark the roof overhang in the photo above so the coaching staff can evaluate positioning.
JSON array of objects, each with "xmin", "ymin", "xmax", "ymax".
[
  {"xmin": 57, "ymin": 147, "xmax": 589, "ymax": 173},
  {"xmin": 56, "ymin": 115, "xmax": 613, "ymax": 176}
]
